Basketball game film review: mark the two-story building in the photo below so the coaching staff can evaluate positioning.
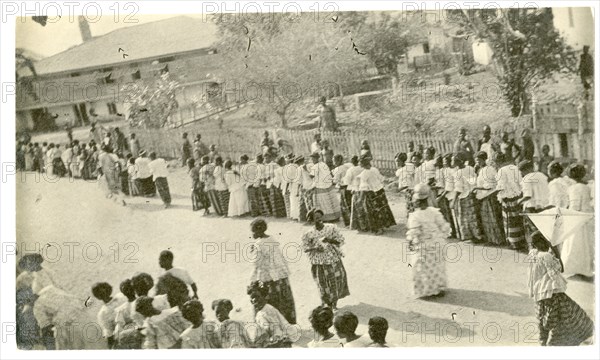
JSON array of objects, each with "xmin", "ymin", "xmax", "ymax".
[{"xmin": 16, "ymin": 15, "xmax": 221, "ymax": 132}]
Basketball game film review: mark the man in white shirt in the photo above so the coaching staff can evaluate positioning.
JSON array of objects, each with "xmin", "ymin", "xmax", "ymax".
[
  {"xmin": 159, "ymin": 250, "xmax": 198, "ymax": 299},
  {"xmin": 135, "ymin": 151, "xmax": 155, "ymax": 197},
  {"xmin": 148, "ymin": 152, "xmax": 171, "ymax": 208},
  {"xmin": 518, "ymin": 160, "xmax": 549, "ymax": 246}
]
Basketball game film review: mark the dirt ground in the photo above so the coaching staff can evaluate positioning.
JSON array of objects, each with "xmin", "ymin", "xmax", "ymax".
[{"xmin": 15, "ymin": 166, "xmax": 595, "ymax": 347}]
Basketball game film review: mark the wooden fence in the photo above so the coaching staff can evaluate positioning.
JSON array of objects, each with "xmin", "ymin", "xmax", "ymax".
[{"xmin": 134, "ymin": 126, "xmax": 455, "ymax": 174}]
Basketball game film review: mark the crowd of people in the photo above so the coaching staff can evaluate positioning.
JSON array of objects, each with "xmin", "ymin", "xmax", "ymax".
[
  {"xmin": 15, "ymin": 122, "xmax": 595, "ymax": 349},
  {"xmin": 395, "ymin": 126, "xmax": 595, "ymax": 280}
]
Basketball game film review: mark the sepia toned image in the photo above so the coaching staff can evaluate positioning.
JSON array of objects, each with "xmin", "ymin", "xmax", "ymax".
[{"xmin": 4, "ymin": 1, "xmax": 598, "ymax": 356}]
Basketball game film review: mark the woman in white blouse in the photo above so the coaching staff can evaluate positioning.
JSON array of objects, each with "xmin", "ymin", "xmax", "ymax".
[
  {"xmin": 451, "ymin": 153, "xmax": 483, "ymax": 243},
  {"xmin": 494, "ymin": 152, "xmax": 526, "ymax": 251},
  {"xmin": 473, "ymin": 151, "xmax": 505, "ymax": 245},
  {"xmin": 356, "ymin": 155, "xmax": 396, "ymax": 235}
]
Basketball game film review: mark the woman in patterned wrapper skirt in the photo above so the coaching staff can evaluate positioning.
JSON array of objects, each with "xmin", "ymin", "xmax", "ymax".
[{"xmin": 407, "ymin": 184, "xmax": 451, "ymax": 298}]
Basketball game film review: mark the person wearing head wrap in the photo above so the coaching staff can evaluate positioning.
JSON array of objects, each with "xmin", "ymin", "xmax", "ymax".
[
  {"xmin": 212, "ymin": 299, "xmax": 251, "ymax": 348},
  {"xmin": 473, "ymin": 151, "xmax": 506, "ymax": 245},
  {"xmin": 547, "ymin": 161, "xmax": 570, "ymax": 209},
  {"xmin": 451, "ymin": 153, "xmax": 483, "ymax": 243},
  {"xmin": 249, "ymin": 219, "xmax": 296, "ymax": 324},
  {"xmin": 308, "ymin": 151, "xmax": 341, "ymax": 223},
  {"xmin": 302, "ymin": 209, "xmax": 350, "ymax": 309},
  {"xmin": 355, "ymin": 155, "xmax": 396, "ymax": 234},
  {"xmin": 517, "ymin": 159, "xmax": 550, "ymax": 246},
  {"xmin": 561, "ymin": 164, "xmax": 594, "ymax": 277},
  {"xmin": 407, "ymin": 184, "xmax": 451, "ymax": 298},
  {"xmin": 494, "ymin": 152, "xmax": 527, "ymax": 251}
]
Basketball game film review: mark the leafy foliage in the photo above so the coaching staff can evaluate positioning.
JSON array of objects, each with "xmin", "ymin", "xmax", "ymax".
[
  {"xmin": 451, "ymin": 8, "xmax": 578, "ymax": 116},
  {"xmin": 213, "ymin": 12, "xmax": 374, "ymax": 127},
  {"xmin": 122, "ymin": 73, "xmax": 180, "ymax": 128}
]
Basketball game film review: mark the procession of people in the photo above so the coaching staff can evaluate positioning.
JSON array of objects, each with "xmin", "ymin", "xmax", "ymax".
[{"xmin": 15, "ymin": 122, "xmax": 596, "ymax": 349}]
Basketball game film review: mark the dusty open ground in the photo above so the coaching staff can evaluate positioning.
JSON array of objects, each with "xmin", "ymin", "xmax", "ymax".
[{"xmin": 15, "ymin": 166, "xmax": 595, "ymax": 347}]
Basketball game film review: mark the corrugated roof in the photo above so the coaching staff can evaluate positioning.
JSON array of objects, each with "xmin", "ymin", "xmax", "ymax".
[{"xmin": 33, "ymin": 16, "xmax": 217, "ymax": 75}]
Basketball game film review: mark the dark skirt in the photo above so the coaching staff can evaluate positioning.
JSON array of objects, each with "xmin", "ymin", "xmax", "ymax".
[
  {"xmin": 258, "ymin": 185, "xmax": 272, "ymax": 216},
  {"xmin": 269, "ymin": 187, "xmax": 287, "ymax": 218},
  {"xmin": 311, "ymin": 260, "xmax": 350, "ymax": 305},
  {"xmin": 52, "ymin": 158, "xmax": 67, "ymax": 177},
  {"xmin": 120, "ymin": 171, "xmax": 129, "ymax": 196},
  {"xmin": 350, "ymin": 191, "xmax": 370, "ymax": 231},
  {"xmin": 479, "ymin": 195, "xmax": 506, "ymax": 245},
  {"xmin": 262, "ymin": 277, "xmax": 296, "ymax": 325},
  {"xmin": 208, "ymin": 189, "xmax": 224, "ymax": 215},
  {"xmin": 218, "ymin": 189, "xmax": 230, "ymax": 215},
  {"xmin": 155, "ymin": 177, "xmax": 171, "ymax": 205},
  {"xmin": 363, "ymin": 189, "xmax": 396, "ymax": 232},
  {"xmin": 437, "ymin": 196, "xmax": 457, "ymax": 239},
  {"xmin": 82, "ymin": 159, "xmax": 96, "ymax": 180},
  {"xmin": 192, "ymin": 181, "xmax": 209, "ymax": 211},
  {"xmin": 536, "ymin": 292, "xmax": 594, "ymax": 346},
  {"xmin": 339, "ymin": 186, "xmax": 352, "ymax": 227},
  {"xmin": 455, "ymin": 194, "xmax": 482, "ymax": 241},
  {"xmin": 501, "ymin": 195, "xmax": 526, "ymax": 246},
  {"xmin": 137, "ymin": 176, "xmax": 156, "ymax": 196},
  {"xmin": 247, "ymin": 186, "xmax": 261, "ymax": 217}
]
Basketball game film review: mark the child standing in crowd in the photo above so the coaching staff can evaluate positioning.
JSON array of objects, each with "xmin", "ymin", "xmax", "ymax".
[{"xmin": 527, "ymin": 232, "xmax": 593, "ymax": 346}]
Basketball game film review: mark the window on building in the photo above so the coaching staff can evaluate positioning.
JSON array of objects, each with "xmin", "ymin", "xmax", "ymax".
[
  {"xmin": 422, "ymin": 42, "xmax": 430, "ymax": 54},
  {"xmin": 106, "ymin": 102, "xmax": 117, "ymax": 115},
  {"xmin": 131, "ymin": 70, "xmax": 141, "ymax": 80},
  {"xmin": 568, "ymin": 8, "xmax": 574, "ymax": 28},
  {"xmin": 559, "ymin": 133, "xmax": 569, "ymax": 157}
]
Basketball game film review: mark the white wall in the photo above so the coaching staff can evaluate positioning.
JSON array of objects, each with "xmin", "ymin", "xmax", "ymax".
[{"xmin": 553, "ymin": 7, "xmax": 595, "ymax": 51}]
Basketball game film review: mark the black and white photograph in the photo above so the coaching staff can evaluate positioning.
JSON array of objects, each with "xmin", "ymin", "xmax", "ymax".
[{"xmin": 1, "ymin": 1, "xmax": 599, "ymax": 358}]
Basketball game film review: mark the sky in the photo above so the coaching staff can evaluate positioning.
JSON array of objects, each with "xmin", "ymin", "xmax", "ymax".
[{"xmin": 16, "ymin": 14, "xmax": 203, "ymax": 57}]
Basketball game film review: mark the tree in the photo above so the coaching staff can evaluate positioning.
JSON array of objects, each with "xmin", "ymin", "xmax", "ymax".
[
  {"xmin": 342, "ymin": 12, "xmax": 427, "ymax": 78},
  {"xmin": 122, "ymin": 73, "xmax": 180, "ymax": 128},
  {"xmin": 214, "ymin": 12, "xmax": 371, "ymax": 128},
  {"xmin": 452, "ymin": 8, "xmax": 578, "ymax": 116}
]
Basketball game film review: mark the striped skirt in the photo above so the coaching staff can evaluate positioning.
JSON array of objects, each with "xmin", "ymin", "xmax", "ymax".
[
  {"xmin": 262, "ymin": 277, "xmax": 296, "ymax": 325},
  {"xmin": 478, "ymin": 195, "xmax": 506, "ymax": 245},
  {"xmin": 339, "ymin": 186, "xmax": 352, "ymax": 227},
  {"xmin": 257, "ymin": 185, "xmax": 272, "ymax": 216},
  {"xmin": 455, "ymin": 194, "xmax": 482, "ymax": 242},
  {"xmin": 363, "ymin": 189, "xmax": 396, "ymax": 232},
  {"xmin": 218, "ymin": 189, "xmax": 230, "ymax": 216},
  {"xmin": 350, "ymin": 191, "xmax": 370, "ymax": 231},
  {"xmin": 311, "ymin": 260, "xmax": 350, "ymax": 305},
  {"xmin": 155, "ymin": 177, "xmax": 171, "ymax": 205},
  {"xmin": 208, "ymin": 189, "xmax": 224, "ymax": 215},
  {"xmin": 247, "ymin": 186, "xmax": 261, "ymax": 217},
  {"xmin": 536, "ymin": 292, "xmax": 594, "ymax": 346},
  {"xmin": 437, "ymin": 196, "xmax": 457, "ymax": 239},
  {"xmin": 312, "ymin": 187, "xmax": 341, "ymax": 222},
  {"xmin": 269, "ymin": 187, "xmax": 287, "ymax": 218},
  {"xmin": 283, "ymin": 190, "xmax": 291, "ymax": 219},
  {"xmin": 500, "ymin": 195, "xmax": 526, "ymax": 246}
]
